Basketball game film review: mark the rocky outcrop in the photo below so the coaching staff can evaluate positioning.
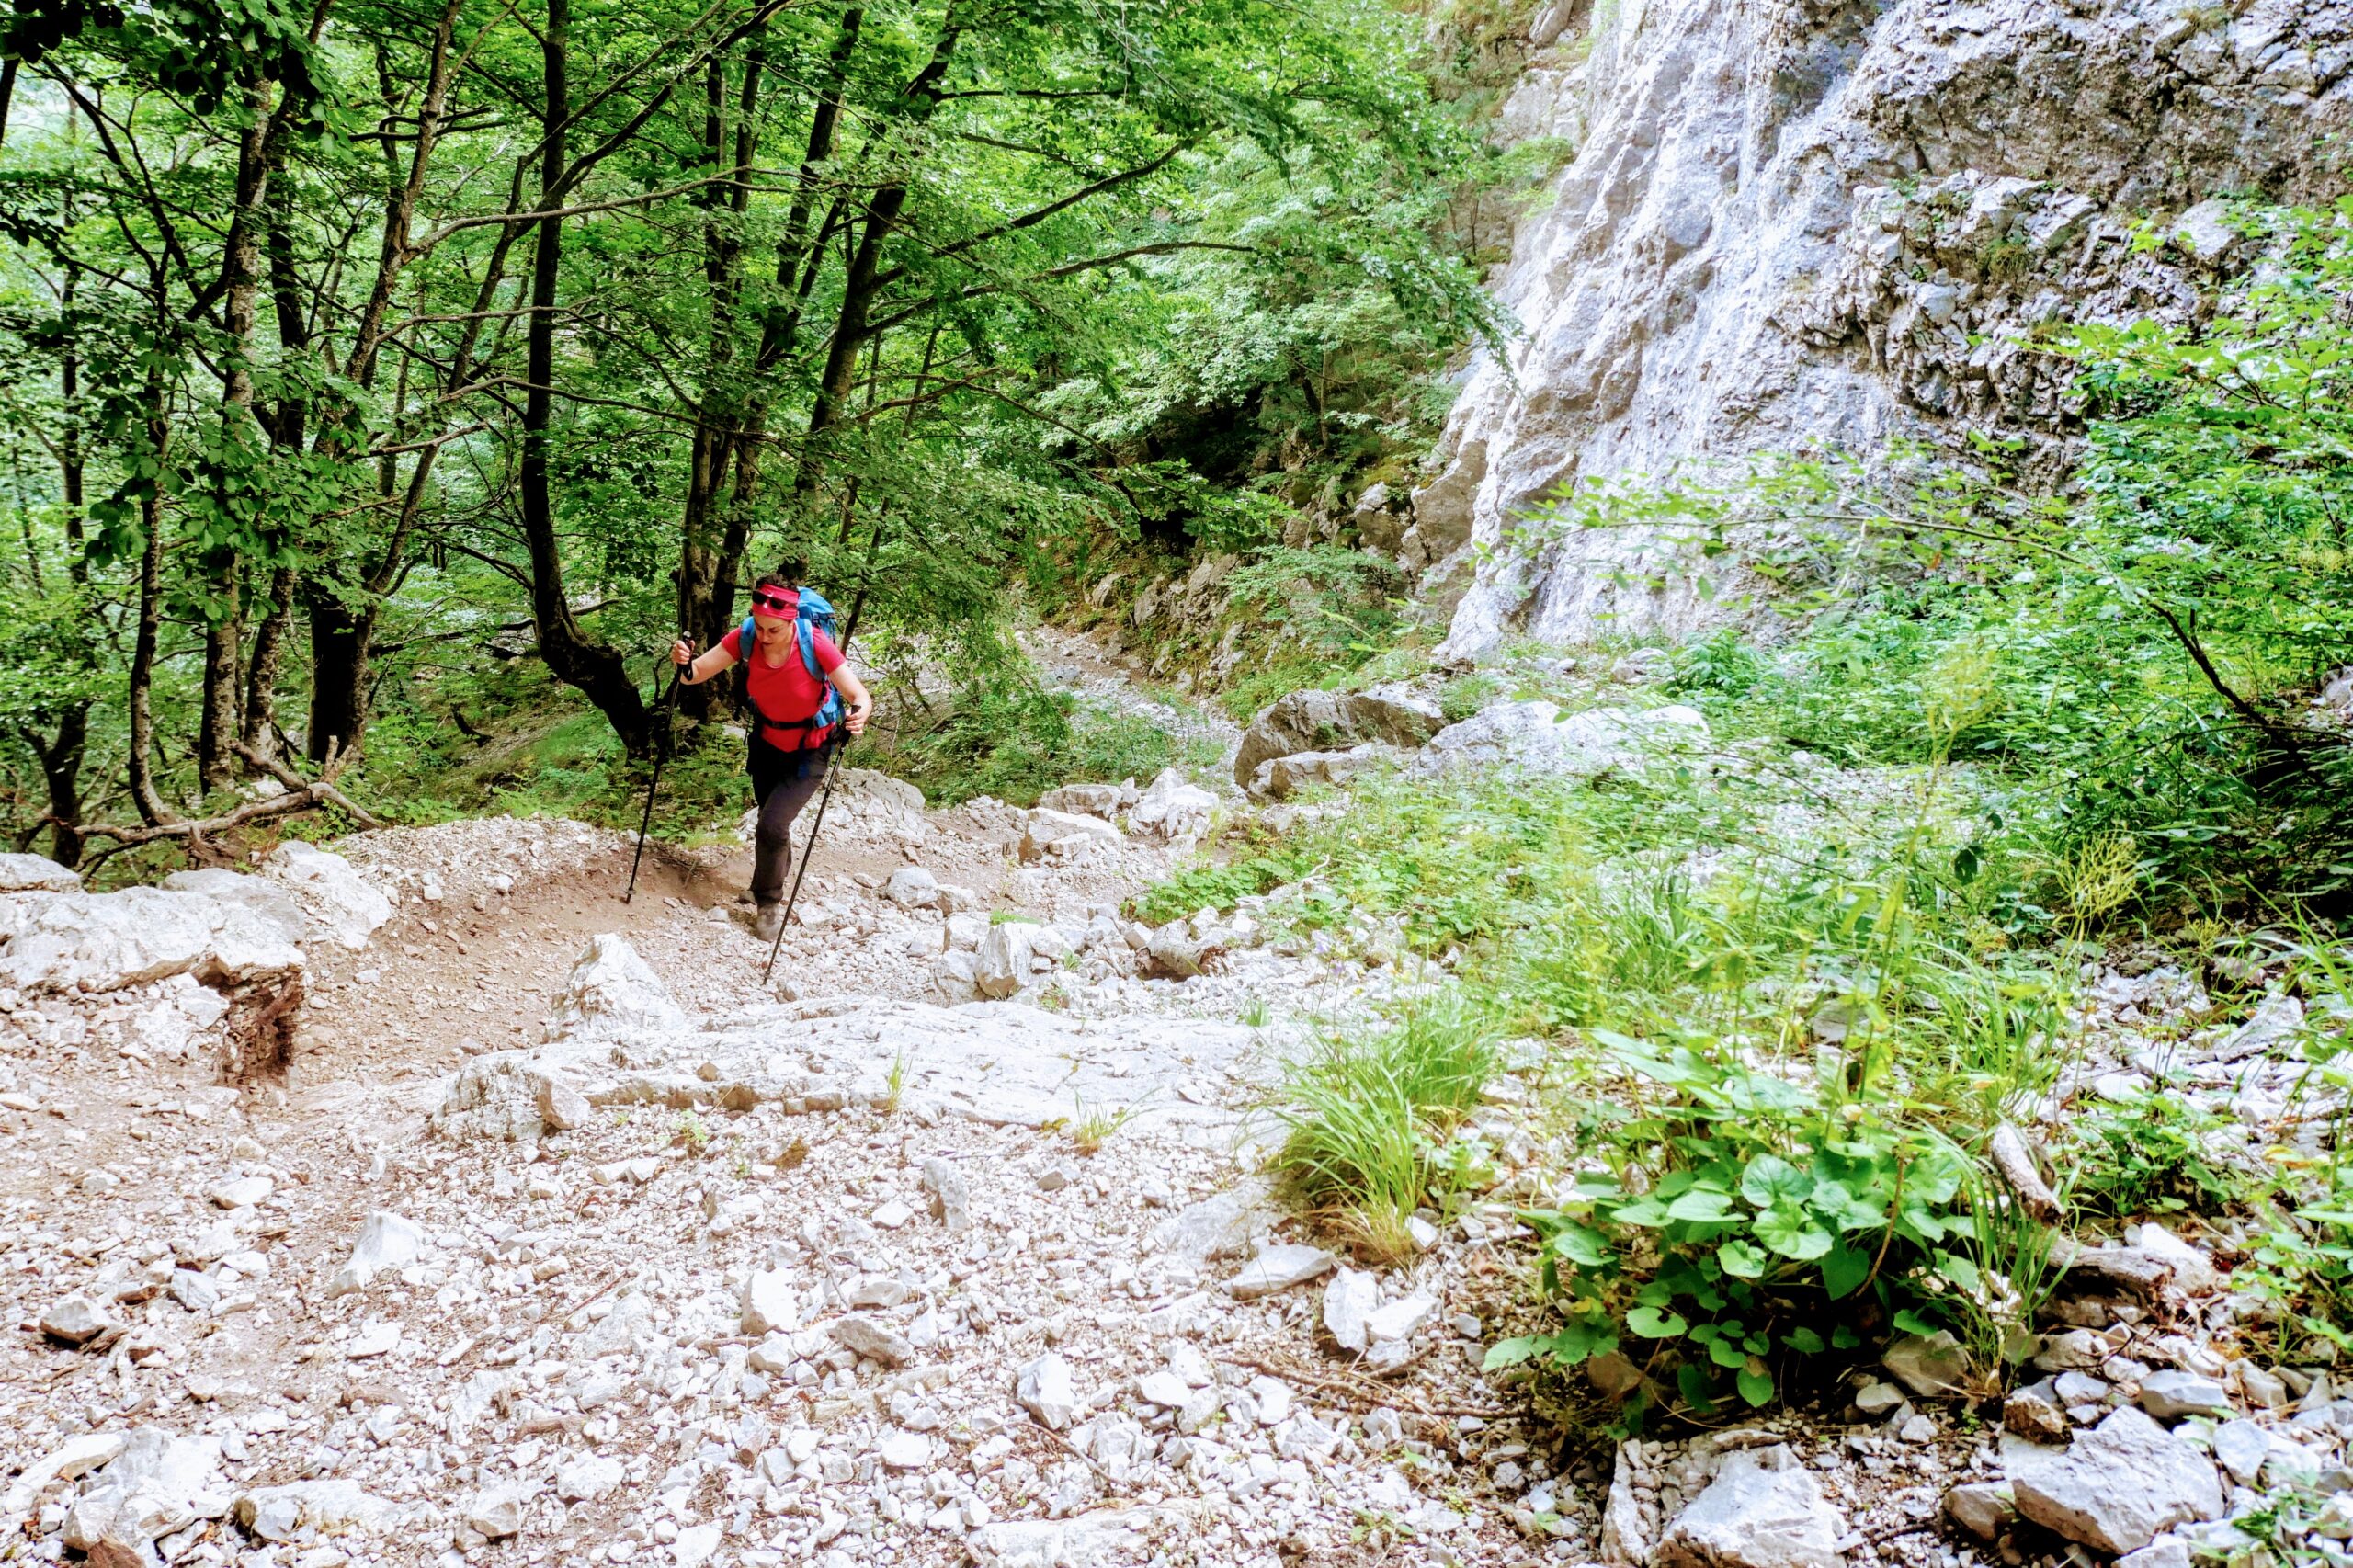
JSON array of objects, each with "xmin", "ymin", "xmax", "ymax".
[
  {"xmin": 1233, "ymin": 685, "xmax": 1446, "ymax": 793},
  {"xmin": 1417, "ymin": 0, "xmax": 2353, "ymax": 655}
]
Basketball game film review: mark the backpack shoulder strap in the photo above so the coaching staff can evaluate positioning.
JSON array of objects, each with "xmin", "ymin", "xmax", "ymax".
[{"xmin": 795, "ymin": 617, "xmax": 823, "ymax": 680}]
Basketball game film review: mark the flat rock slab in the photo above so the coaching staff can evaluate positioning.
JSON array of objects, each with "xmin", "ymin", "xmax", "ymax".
[
  {"xmin": 2004, "ymin": 1408, "xmax": 2224, "ymax": 1553},
  {"xmin": 501, "ymin": 995, "xmax": 1273, "ymax": 1140}
]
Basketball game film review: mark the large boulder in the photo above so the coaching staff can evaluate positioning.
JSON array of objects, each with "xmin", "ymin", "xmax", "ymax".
[
  {"xmin": 0, "ymin": 886, "xmax": 301, "ymax": 995},
  {"xmin": 1129, "ymin": 767, "xmax": 1217, "ymax": 846},
  {"xmin": 2003, "ymin": 1408, "xmax": 2225, "ymax": 1554},
  {"xmin": 1017, "ymin": 808, "xmax": 1121, "ymax": 865},
  {"xmin": 0, "ymin": 853, "xmax": 79, "ymax": 892},
  {"xmin": 1653, "ymin": 1446, "xmax": 1847, "ymax": 1568},
  {"xmin": 1419, "ymin": 699, "xmax": 1707, "ymax": 780},
  {"xmin": 258, "ymin": 840, "xmax": 391, "ymax": 950},
  {"xmin": 432, "ymin": 1054, "xmax": 594, "ymax": 1144},
  {"xmin": 162, "ymin": 867, "xmax": 309, "ymax": 946},
  {"xmin": 543, "ymin": 934, "xmax": 687, "ymax": 1042},
  {"xmin": 974, "ymin": 923, "xmax": 1040, "ymax": 999},
  {"xmin": 1250, "ymin": 744, "xmax": 1402, "ymax": 801},
  {"xmin": 1233, "ymin": 686, "xmax": 1446, "ymax": 793}
]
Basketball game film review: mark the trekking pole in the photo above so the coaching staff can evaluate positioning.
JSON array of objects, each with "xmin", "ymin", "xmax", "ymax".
[
  {"xmin": 762, "ymin": 732, "xmax": 847, "ymax": 985},
  {"xmin": 622, "ymin": 664, "xmax": 684, "ymax": 903}
]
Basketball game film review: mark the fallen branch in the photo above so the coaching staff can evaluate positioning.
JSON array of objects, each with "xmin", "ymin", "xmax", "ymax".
[
  {"xmin": 57, "ymin": 739, "xmax": 381, "ymax": 861},
  {"xmin": 1987, "ymin": 1123, "xmax": 2062, "ymax": 1221}
]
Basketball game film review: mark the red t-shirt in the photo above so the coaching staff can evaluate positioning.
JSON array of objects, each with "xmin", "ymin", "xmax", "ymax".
[{"xmin": 723, "ymin": 608, "xmax": 845, "ymax": 753}]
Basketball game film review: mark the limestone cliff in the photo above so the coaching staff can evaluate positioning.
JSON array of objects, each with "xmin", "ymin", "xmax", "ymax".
[{"xmin": 1416, "ymin": 0, "xmax": 2353, "ymax": 656}]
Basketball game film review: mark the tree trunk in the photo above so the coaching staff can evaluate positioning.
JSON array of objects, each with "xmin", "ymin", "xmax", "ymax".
[
  {"xmin": 126, "ymin": 376, "xmax": 173, "ymax": 825},
  {"xmin": 518, "ymin": 0, "xmax": 649, "ymax": 754},
  {"xmin": 198, "ymin": 564, "xmax": 244, "ymax": 795},
  {"xmin": 306, "ymin": 588, "xmax": 367, "ymax": 765},
  {"xmin": 196, "ymin": 74, "xmax": 276, "ymax": 794},
  {"xmin": 243, "ymin": 565, "xmax": 295, "ymax": 757},
  {"xmin": 35, "ymin": 709, "xmax": 87, "ymax": 869}
]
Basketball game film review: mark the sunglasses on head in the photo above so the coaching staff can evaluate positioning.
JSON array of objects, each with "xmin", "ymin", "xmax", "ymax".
[{"xmin": 749, "ymin": 590, "xmax": 793, "ymax": 613}]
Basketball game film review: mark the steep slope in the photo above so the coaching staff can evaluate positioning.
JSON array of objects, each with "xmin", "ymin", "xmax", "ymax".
[{"xmin": 1415, "ymin": 0, "xmax": 2353, "ymax": 654}]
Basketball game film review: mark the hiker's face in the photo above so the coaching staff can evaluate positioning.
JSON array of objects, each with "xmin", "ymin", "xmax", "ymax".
[{"xmin": 751, "ymin": 609, "xmax": 790, "ymax": 643}]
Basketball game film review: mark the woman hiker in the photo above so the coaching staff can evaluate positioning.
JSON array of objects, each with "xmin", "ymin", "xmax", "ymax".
[{"xmin": 670, "ymin": 567, "xmax": 873, "ymax": 941}]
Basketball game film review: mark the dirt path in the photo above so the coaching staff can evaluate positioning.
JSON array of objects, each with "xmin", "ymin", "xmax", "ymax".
[{"xmin": 0, "ymin": 648, "xmax": 1574, "ymax": 1568}]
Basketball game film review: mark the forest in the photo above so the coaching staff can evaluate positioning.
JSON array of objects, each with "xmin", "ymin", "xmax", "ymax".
[{"xmin": 0, "ymin": 0, "xmax": 1507, "ymax": 869}]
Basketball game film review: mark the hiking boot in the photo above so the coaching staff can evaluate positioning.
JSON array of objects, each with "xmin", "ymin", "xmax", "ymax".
[{"xmin": 752, "ymin": 904, "xmax": 784, "ymax": 942}]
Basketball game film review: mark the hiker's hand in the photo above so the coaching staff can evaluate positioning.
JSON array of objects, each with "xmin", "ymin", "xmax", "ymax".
[
  {"xmin": 845, "ymin": 699, "xmax": 870, "ymax": 735},
  {"xmin": 670, "ymin": 638, "xmax": 693, "ymax": 671}
]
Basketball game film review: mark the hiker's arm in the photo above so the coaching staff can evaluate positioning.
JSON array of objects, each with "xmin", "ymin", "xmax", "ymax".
[
  {"xmin": 671, "ymin": 639, "xmax": 736, "ymax": 685},
  {"xmin": 828, "ymin": 663, "xmax": 872, "ymax": 734}
]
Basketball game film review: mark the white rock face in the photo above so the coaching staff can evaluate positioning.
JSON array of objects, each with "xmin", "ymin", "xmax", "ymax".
[
  {"xmin": 161, "ymin": 867, "xmax": 310, "ymax": 945},
  {"xmin": 1421, "ymin": 699, "xmax": 1707, "ymax": 779},
  {"xmin": 258, "ymin": 840, "xmax": 391, "ymax": 950},
  {"xmin": 543, "ymin": 933, "xmax": 688, "ymax": 1042},
  {"xmin": 0, "ymin": 853, "xmax": 79, "ymax": 892},
  {"xmin": 1017, "ymin": 807, "xmax": 1122, "ymax": 864},
  {"xmin": 1423, "ymin": 0, "xmax": 2353, "ymax": 656},
  {"xmin": 0, "ymin": 886, "xmax": 302, "ymax": 994}
]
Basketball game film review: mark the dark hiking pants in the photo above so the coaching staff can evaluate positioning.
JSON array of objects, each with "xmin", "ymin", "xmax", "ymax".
[{"xmin": 748, "ymin": 741, "xmax": 828, "ymax": 907}]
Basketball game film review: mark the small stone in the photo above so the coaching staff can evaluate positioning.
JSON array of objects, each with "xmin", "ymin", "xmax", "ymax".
[
  {"xmin": 209, "ymin": 1175, "xmax": 274, "ymax": 1210},
  {"xmin": 40, "ymin": 1294, "xmax": 116, "ymax": 1346},
  {"xmin": 1946, "ymin": 1483, "xmax": 2017, "ymax": 1541},
  {"xmin": 920, "ymin": 1158, "xmax": 971, "ymax": 1233},
  {"xmin": 1882, "ymin": 1330, "xmax": 1970, "ymax": 1397},
  {"xmin": 877, "ymin": 1429, "xmax": 934, "ymax": 1469},
  {"xmin": 324, "ymin": 1212, "xmax": 426, "ymax": 1298},
  {"xmin": 1017, "ymin": 1352, "xmax": 1076, "ymax": 1430},
  {"xmin": 463, "ymin": 1490, "xmax": 523, "ymax": 1540},
  {"xmin": 1365, "ymin": 1293, "xmax": 1436, "ymax": 1345},
  {"xmin": 1322, "ymin": 1268, "xmax": 1378, "ymax": 1352},
  {"xmin": 828, "ymin": 1315, "xmax": 913, "ymax": 1368},
  {"xmin": 2118, "ymin": 1538, "xmax": 2194, "ymax": 1568},
  {"xmin": 2212, "ymin": 1419, "xmax": 2268, "ymax": 1486},
  {"xmin": 2139, "ymin": 1369, "xmax": 2231, "ymax": 1422},
  {"xmin": 1855, "ymin": 1381, "xmax": 1904, "ymax": 1417},
  {"xmin": 345, "ymin": 1321, "xmax": 400, "ymax": 1359},
  {"xmin": 2052, "ymin": 1371, "xmax": 2109, "ymax": 1406},
  {"xmin": 1036, "ymin": 1162, "xmax": 1074, "ymax": 1192},
  {"xmin": 1898, "ymin": 1414, "xmax": 1938, "ymax": 1444},
  {"xmin": 739, "ymin": 1268, "xmax": 799, "ymax": 1336},
  {"xmin": 1227, "ymin": 1243, "xmax": 1337, "ymax": 1300},
  {"xmin": 2239, "ymin": 1364, "xmax": 2290, "ymax": 1410},
  {"xmin": 871, "ymin": 1199, "xmax": 913, "ymax": 1230},
  {"xmin": 1137, "ymin": 1371, "xmax": 1190, "ymax": 1407},
  {"xmin": 555, "ymin": 1456, "xmax": 623, "ymax": 1502}
]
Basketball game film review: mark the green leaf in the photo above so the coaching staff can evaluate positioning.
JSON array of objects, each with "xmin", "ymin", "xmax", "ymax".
[
  {"xmin": 1550, "ymin": 1221, "xmax": 1613, "ymax": 1268},
  {"xmin": 1676, "ymin": 1362, "xmax": 1718, "ymax": 1415},
  {"xmin": 1666, "ymin": 1187, "xmax": 1737, "ymax": 1223},
  {"xmin": 1708, "ymin": 1336, "xmax": 1748, "ymax": 1369},
  {"xmin": 1936, "ymin": 1251, "xmax": 1984, "ymax": 1293},
  {"xmin": 1483, "ymin": 1336, "xmax": 1540, "ymax": 1370},
  {"xmin": 1742, "ymin": 1153, "xmax": 1813, "ymax": 1208},
  {"xmin": 1613, "ymin": 1197, "xmax": 1672, "ymax": 1228},
  {"xmin": 1784, "ymin": 1326, "xmax": 1826, "ymax": 1355},
  {"xmin": 1753, "ymin": 1201, "xmax": 1834, "ymax": 1261},
  {"xmin": 1627, "ymin": 1306, "xmax": 1688, "ymax": 1338},
  {"xmin": 1736, "ymin": 1365, "xmax": 1775, "ymax": 1408},
  {"xmin": 1717, "ymin": 1239, "xmax": 1767, "ymax": 1278},
  {"xmin": 1832, "ymin": 1324, "xmax": 1862, "ymax": 1349},
  {"xmin": 1822, "ymin": 1243, "xmax": 1871, "ymax": 1300},
  {"xmin": 1893, "ymin": 1307, "xmax": 1939, "ymax": 1336}
]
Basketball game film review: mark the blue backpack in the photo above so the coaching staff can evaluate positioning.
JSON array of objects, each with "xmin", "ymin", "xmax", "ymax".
[{"xmin": 739, "ymin": 587, "xmax": 843, "ymax": 743}]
